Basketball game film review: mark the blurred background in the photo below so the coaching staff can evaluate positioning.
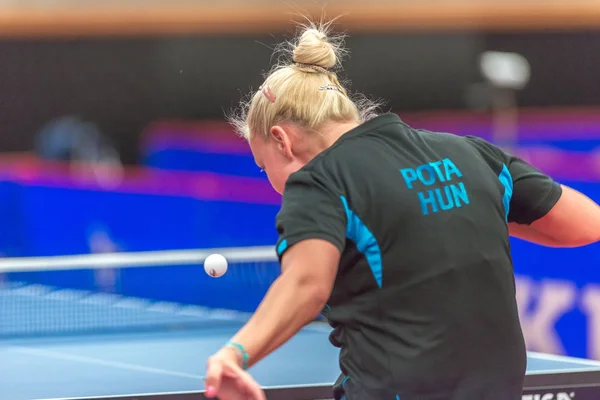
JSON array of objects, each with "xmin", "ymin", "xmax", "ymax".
[{"xmin": 0, "ymin": 0, "xmax": 599, "ymax": 361}]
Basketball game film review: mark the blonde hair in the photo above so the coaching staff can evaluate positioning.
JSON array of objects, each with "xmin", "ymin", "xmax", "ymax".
[{"xmin": 229, "ymin": 21, "xmax": 380, "ymax": 140}]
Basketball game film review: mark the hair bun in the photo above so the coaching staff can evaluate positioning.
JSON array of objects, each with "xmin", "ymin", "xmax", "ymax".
[{"xmin": 292, "ymin": 28, "xmax": 338, "ymax": 70}]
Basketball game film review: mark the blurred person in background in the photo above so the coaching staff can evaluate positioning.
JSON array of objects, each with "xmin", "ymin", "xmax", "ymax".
[
  {"xmin": 35, "ymin": 115, "xmax": 124, "ymax": 188},
  {"xmin": 204, "ymin": 21, "xmax": 600, "ymax": 400}
]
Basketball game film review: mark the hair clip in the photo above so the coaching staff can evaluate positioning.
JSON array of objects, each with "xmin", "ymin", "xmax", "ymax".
[
  {"xmin": 319, "ymin": 84, "xmax": 343, "ymax": 93},
  {"xmin": 259, "ymin": 85, "xmax": 276, "ymax": 103}
]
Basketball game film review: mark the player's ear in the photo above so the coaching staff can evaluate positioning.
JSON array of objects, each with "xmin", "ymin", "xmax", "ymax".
[{"xmin": 269, "ymin": 125, "xmax": 293, "ymax": 159}]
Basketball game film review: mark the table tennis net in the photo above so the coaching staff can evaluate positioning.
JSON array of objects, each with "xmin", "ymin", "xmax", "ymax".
[{"xmin": 0, "ymin": 246, "xmax": 279, "ymax": 338}]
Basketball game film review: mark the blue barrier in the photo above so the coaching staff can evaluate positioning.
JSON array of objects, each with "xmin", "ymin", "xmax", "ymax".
[
  {"xmin": 0, "ymin": 159, "xmax": 280, "ymax": 257},
  {"xmin": 20, "ymin": 185, "xmax": 279, "ymax": 256},
  {"xmin": 0, "ymin": 181, "xmax": 24, "ymax": 257},
  {"xmin": 145, "ymin": 149, "xmax": 262, "ymax": 178}
]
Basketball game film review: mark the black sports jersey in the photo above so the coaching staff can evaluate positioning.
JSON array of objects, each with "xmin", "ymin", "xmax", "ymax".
[{"xmin": 275, "ymin": 113, "xmax": 562, "ymax": 400}]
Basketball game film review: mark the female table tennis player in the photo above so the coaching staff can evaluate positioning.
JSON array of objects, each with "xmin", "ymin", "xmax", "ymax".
[{"xmin": 204, "ymin": 21, "xmax": 600, "ymax": 400}]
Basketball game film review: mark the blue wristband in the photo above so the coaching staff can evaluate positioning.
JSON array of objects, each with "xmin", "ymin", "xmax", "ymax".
[{"xmin": 225, "ymin": 341, "xmax": 249, "ymax": 370}]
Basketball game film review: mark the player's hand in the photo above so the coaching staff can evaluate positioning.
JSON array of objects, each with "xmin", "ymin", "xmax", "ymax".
[{"xmin": 205, "ymin": 347, "xmax": 266, "ymax": 400}]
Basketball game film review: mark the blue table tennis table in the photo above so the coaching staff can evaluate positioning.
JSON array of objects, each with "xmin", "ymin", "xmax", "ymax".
[{"xmin": 3, "ymin": 322, "xmax": 600, "ymax": 400}]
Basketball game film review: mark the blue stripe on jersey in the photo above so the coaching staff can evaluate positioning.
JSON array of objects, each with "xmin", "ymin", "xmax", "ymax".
[
  {"xmin": 340, "ymin": 196, "xmax": 383, "ymax": 288},
  {"xmin": 276, "ymin": 239, "xmax": 288, "ymax": 256},
  {"xmin": 498, "ymin": 164, "xmax": 513, "ymax": 222},
  {"xmin": 341, "ymin": 376, "xmax": 350, "ymax": 388}
]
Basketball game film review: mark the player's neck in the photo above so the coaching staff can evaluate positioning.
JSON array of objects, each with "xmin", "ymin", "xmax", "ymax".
[
  {"xmin": 296, "ymin": 121, "xmax": 360, "ymax": 165},
  {"xmin": 316, "ymin": 121, "xmax": 360, "ymax": 149}
]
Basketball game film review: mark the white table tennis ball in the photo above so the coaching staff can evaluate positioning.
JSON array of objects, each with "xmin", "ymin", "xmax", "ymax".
[{"xmin": 204, "ymin": 254, "xmax": 228, "ymax": 278}]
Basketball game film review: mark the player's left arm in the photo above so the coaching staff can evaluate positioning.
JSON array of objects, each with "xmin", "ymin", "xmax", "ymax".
[
  {"xmin": 508, "ymin": 220, "xmax": 567, "ymax": 247},
  {"xmin": 503, "ymin": 154, "xmax": 600, "ymax": 247},
  {"xmin": 211, "ymin": 169, "xmax": 346, "ymax": 369},
  {"xmin": 509, "ymin": 184, "xmax": 600, "ymax": 247}
]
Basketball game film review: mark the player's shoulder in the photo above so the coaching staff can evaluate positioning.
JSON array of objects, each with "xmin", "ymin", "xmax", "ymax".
[
  {"xmin": 304, "ymin": 113, "xmax": 407, "ymax": 168},
  {"xmin": 461, "ymin": 134, "xmax": 501, "ymax": 155},
  {"xmin": 414, "ymin": 128, "xmax": 506, "ymax": 162},
  {"xmin": 459, "ymin": 135, "xmax": 508, "ymax": 167}
]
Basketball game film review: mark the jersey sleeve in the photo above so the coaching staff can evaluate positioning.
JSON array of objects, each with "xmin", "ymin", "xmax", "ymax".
[
  {"xmin": 465, "ymin": 136, "xmax": 563, "ymax": 225},
  {"xmin": 275, "ymin": 170, "xmax": 347, "ymax": 260}
]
